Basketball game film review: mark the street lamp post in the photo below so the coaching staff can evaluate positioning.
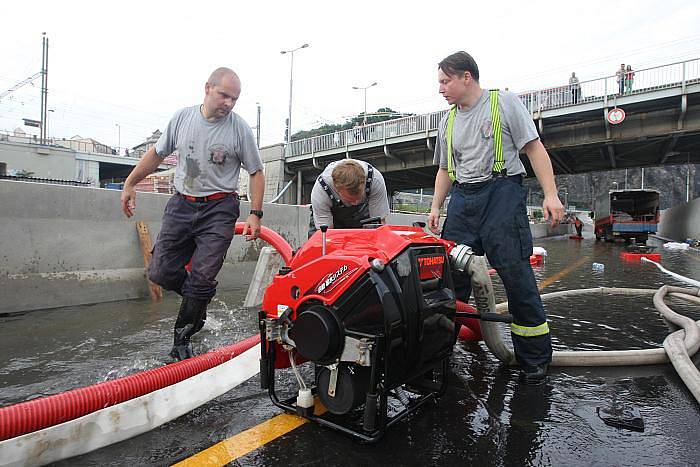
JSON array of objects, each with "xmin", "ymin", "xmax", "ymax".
[
  {"xmin": 352, "ymin": 82, "xmax": 378, "ymax": 126},
  {"xmin": 115, "ymin": 123, "xmax": 121, "ymax": 155},
  {"xmin": 281, "ymin": 43, "xmax": 309, "ymax": 145}
]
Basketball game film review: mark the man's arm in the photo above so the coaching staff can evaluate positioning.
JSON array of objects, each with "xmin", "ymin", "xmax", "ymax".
[
  {"xmin": 243, "ymin": 170, "xmax": 265, "ymax": 240},
  {"xmin": 427, "ymin": 168, "xmax": 453, "ymax": 233},
  {"xmin": 310, "ymin": 181, "xmax": 334, "ymax": 229},
  {"xmin": 120, "ymin": 147, "xmax": 164, "ymax": 217},
  {"xmin": 523, "ymin": 139, "xmax": 564, "ymax": 225}
]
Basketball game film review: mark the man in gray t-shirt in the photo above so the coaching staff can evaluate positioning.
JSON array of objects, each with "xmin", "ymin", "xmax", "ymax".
[
  {"xmin": 120, "ymin": 67, "xmax": 265, "ymax": 360},
  {"xmin": 310, "ymin": 159, "xmax": 390, "ymax": 229},
  {"xmin": 428, "ymin": 51, "xmax": 564, "ymax": 385}
]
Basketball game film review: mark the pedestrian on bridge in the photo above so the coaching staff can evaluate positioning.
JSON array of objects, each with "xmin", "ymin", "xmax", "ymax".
[
  {"xmin": 428, "ymin": 51, "xmax": 565, "ymax": 385},
  {"xmin": 120, "ymin": 67, "xmax": 265, "ymax": 361},
  {"xmin": 625, "ymin": 65, "xmax": 635, "ymax": 94},
  {"xmin": 310, "ymin": 159, "xmax": 390, "ymax": 231},
  {"xmin": 569, "ymin": 72, "xmax": 580, "ymax": 104},
  {"xmin": 616, "ymin": 63, "xmax": 626, "ymax": 95}
]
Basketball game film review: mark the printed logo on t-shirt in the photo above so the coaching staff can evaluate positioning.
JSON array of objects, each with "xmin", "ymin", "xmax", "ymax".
[
  {"xmin": 480, "ymin": 120, "xmax": 493, "ymax": 140},
  {"xmin": 208, "ymin": 144, "xmax": 229, "ymax": 165}
]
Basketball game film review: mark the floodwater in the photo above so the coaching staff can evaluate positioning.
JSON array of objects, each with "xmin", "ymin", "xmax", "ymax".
[{"xmin": 1, "ymin": 234, "xmax": 699, "ymax": 466}]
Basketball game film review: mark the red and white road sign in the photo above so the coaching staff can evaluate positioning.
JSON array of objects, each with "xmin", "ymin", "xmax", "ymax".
[{"xmin": 607, "ymin": 107, "xmax": 626, "ymax": 125}]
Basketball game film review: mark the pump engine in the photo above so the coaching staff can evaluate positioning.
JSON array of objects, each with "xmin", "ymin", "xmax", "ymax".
[{"xmin": 259, "ymin": 223, "xmax": 481, "ymax": 441}]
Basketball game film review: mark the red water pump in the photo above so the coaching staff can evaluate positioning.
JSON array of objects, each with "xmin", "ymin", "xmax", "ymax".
[{"xmin": 258, "ymin": 222, "xmax": 506, "ymax": 442}]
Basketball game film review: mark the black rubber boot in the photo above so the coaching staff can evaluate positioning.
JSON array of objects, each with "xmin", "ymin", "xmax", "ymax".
[
  {"xmin": 519, "ymin": 363, "xmax": 549, "ymax": 385},
  {"xmin": 169, "ymin": 297, "xmax": 208, "ymax": 361}
]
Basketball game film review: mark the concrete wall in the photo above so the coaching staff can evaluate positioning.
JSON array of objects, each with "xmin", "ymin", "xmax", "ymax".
[
  {"xmin": 658, "ymin": 198, "xmax": 700, "ymax": 241},
  {"xmin": 0, "ymin": 141, "xmax": 78, "ymax": 181},
  {"xmin": 0, "ymin": 180, "xmax": 309, "ymax": 314}
]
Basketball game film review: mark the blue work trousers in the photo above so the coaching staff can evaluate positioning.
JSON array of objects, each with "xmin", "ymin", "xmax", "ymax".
[
  {"xmin": 442, "ymin": 175, "xmax": 552, "ymax": 369},
  {"xmin": 148, "ymin": 194, "xmax": 239, "ymax": 300}
]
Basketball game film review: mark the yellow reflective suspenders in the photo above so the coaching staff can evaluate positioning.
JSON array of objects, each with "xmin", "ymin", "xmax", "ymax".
[
  {"xmin": 446, "ymin": 89, "xmax": 504, "ymax": 182},
  {"xmin": 489, "ymin": 89, "xmax": 505, "ymax": 174}
]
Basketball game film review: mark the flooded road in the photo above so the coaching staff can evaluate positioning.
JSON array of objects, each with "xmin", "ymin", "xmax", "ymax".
[{"xmin": 1, "ymin": 234, "xmax": 699, "ymax": 466}]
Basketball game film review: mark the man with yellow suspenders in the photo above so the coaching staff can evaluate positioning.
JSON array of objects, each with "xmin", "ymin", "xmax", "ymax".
[{"xmin": 428, "ymin": 51, "xmax": 565, "ymax": 384}]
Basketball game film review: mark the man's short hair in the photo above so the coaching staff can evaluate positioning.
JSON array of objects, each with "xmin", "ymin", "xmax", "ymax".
[
  {"xmin": 208, "ymin": 67, "xmax": 236, "ymax": 86},
  {"xmin": 438, "ymin": 51, "xmax": 480, "ymax": 82},
  {"xmin": 332, "ymin": 160, "xmax": 365, "ymax": 195}
]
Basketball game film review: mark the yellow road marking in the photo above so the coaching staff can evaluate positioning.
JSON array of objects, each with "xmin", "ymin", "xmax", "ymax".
[
  {"xmin": 538, "ymin": 255, "xmax": 590, "ymax": 290},
  {"xmin": 173, "ymin": 402, "xmax": 326, "ymax": 467}
]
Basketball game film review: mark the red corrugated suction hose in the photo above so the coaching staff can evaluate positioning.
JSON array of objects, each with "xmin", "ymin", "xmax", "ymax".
[
  {"xmin": 456, "ymin": 300, "xmax": 482, "ymax": 341},
  {"xmin": 0, "ymin": 334, "xmax": 260, "ymax": 442}
]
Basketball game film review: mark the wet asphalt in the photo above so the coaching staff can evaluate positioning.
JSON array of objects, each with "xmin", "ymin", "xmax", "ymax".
[{"xmin": 1, "ymin": 234, "xmax": 699, "ymax": 466}]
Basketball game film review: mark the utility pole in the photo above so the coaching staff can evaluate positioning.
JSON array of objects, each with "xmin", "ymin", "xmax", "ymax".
[{"xmin": 40, "ymin": 33, "xmax": 49, "ymax": 145}]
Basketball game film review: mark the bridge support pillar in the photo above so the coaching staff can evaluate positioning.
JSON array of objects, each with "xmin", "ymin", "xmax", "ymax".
[{"xmin": 297, "ymin": 169, "xmax": 303, "ymax": 204}]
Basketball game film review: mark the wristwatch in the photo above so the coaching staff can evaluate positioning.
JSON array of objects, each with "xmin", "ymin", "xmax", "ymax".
[{"xmin": 250, "ymin": 209, "xmax": 263, "ymax": 219}]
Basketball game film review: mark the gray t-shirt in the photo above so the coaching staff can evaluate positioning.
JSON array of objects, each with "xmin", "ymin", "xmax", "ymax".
[
  {"xmin": 433, "ymin": 90, "xmax": 539, "ymax": 183},
  {"xmin": 310, "ymin": 160, "xmax": 390, "ymax": 228},
  {"xmin": 155, "ymin": 105, "xmax": 263, "ymax": 196}
]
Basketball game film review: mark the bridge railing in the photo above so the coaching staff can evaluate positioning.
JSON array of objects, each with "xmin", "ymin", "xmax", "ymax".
[
  {"xmin": 286, "ymin": 57, "xmax": 700, "ymax": 158},
  {"xmin": 0, "ymin": 130, "xmax": 140, "ymax": 158},
  {"xmin": 286, "ymin": 110, "xmax": 448, "ymax": 157},
  {"xmin": 519, "ymin": 58, "xmax": 700, "ymax": 112}
]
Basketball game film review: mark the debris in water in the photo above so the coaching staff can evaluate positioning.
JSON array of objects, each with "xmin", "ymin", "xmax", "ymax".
[{"xmin": 597, "ymin": 405, "xmax": 644, "ymax": 432}]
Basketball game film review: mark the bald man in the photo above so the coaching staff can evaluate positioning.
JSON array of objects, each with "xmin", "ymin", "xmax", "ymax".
[{"xmin": 121, "ymin": 67, "xmax": 265, "ymax": 360}]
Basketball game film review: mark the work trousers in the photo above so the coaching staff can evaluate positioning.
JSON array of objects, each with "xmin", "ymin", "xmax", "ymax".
[
  {"xmin": 442, "ymin": 175, "xmax": 552, "ymax": 369},
  {"xmin": 148, "ymin": 194, "xmax": 239, "ymax": 300}
]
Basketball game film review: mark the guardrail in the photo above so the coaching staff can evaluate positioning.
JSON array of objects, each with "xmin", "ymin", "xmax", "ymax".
[
  {"xmin": 0, "ymin": 174, "xmax": 91, "ymax": 186},
  {"xmin": 0, "ymin": 130, "xmax": 139, "ymax": 158},
  {"xmin": 286, "ymin": 57, "xmax": 700, "ymax": 158}
]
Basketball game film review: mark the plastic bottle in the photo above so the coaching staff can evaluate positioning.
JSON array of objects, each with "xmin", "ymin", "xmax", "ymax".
[{"xmin": 592, "ymin": 262, "xmax": 605, "ymax": 271}]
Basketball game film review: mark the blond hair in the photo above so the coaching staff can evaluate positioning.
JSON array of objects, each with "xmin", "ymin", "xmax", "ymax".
[{"xmin": 331, "ymin": 160, "xmax": 365, "ymax": 195}]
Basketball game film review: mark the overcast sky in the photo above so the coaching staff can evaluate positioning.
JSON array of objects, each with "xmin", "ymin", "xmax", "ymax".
[{"xmin": 1, "ymin": 0, "xmax": 699, "ymax": 151}]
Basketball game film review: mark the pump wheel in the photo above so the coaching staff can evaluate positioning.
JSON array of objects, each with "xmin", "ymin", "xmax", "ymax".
[{"xmin": 316, "ymin": 364, "xmax": 370, "ymax": 415}]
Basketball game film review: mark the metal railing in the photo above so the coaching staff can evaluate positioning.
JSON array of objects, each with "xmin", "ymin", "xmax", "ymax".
[
  {"xmin": 286, "ymin": 110, "xmax": 447, "ymax": 158},
  {"xmin": 520, "ymin": 58, "xmax": 700, "ymax": 112},
  {"xmin": 0, "ymin": 174, "xmax": 91, "ymax": 186},
  {"xmin": 0, "ymin": 130, "xmax": 140, "ymax": 158},
  {"xmin": 286, "ymin": 57, "xmax": 700, "ymax": 158}
]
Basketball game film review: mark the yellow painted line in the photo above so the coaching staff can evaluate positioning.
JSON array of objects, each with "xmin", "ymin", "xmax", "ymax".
[
  {"xmin": 538, "ymin": 255, "xmax": 590, "ymax": 290},
  {"xmin": 173, "ymin": 402, "xmax": 326, "ymax": 467}
]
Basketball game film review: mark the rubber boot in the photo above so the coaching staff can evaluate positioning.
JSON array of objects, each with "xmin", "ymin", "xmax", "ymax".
[
  {"xmin": 519, "ymin": 363, "xmax": 548, "ymax": 385},
  {"xmin": 169, "ymin": 297, "xmax": 208, "ymax": 361}
]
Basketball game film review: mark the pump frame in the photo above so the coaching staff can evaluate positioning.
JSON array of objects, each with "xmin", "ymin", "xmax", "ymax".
[{"xmin": 259, "ymin": 319, "xmax": 449, "ymax": 443}]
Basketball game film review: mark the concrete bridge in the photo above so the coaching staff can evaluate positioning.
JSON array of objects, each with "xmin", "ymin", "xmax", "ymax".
[
  {"xmin": 279, "ymin": 58, "xmax": 700, "ymax": 200},
  {"xmin": 0, "ymin": 134, "xmax": 172, "ymax": 186}
]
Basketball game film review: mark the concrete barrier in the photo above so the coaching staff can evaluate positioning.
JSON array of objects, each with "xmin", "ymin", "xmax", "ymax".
[
  {"xmin": 1, "ymin": 180, "xmax": 571, "ymax": 313},
  {"xmin": 0, "ymin": 180, "xmax": 309, "ymax": 314},
  {"xmin": 658, "ymin": 198, "xmax": 700, "ymax": 241}
]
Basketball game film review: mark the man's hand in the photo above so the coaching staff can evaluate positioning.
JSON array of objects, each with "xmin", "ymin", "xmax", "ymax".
[
  {"xmin": 428, "ymin": 207, "xmax": 441, "ymax": 234},
  {"xmin": 542, "ymin": 195, "xmax": 565, "ymax": 226},
  {"xmin": 121, "ymin": 185, "xmax": 136, "ymax": 218},
  {"xmin": 242, "ymin": 214, "xmax": 261, "ymax": 240}
]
